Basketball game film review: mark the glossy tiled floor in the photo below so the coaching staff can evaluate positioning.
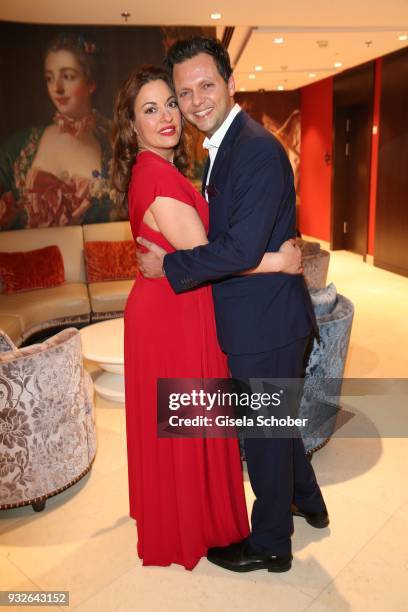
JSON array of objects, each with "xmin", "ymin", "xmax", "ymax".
[{"xmin": 1, "ymin": 249, "xmax": 407, "ymax": 611}]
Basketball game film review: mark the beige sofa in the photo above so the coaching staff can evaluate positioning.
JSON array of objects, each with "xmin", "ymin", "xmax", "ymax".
[
  {"xmin": 0, "ymin": 222, "xmax": 134, "ymax": 346},
  {"xmin": 83, "ymin": 221, "xmax": 133, "ymax": 320}
]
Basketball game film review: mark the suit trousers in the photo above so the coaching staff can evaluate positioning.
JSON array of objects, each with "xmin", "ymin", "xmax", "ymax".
[{"xmin": 227, "ymin": 335, "xmax": 326, "ymax": 556}]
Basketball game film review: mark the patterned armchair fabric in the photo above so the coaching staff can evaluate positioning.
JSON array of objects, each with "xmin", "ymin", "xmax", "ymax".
[
  {"xmin": 300, "ymin": 284, "xmax": 354, "ymax": 454},
  {"xmin": 297, "ymin": 239, "xmax": 330, "ymax": 291},
  {"xmin": 0, "ymin": 330, "xmax": 16, "ymax": 353},
  {"xmin": 0, "ymin": 328, "xmax": 96, "ymax": 511}
]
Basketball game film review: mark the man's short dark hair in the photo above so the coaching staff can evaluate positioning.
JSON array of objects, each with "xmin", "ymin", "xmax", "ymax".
[{"xmin": 165, "ymin": 37, "xmax": 232, "ymax": 83}]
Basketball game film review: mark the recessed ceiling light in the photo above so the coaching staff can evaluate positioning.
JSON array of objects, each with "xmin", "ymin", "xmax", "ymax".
[
  {"xmin": 334, "ymin": 62, "xmax": 342, "ymax": 68},
  {"xmin": 249, "ymin": 74, "xmax": 256, "ymax": 79},
  {"xmin": 210, "ymin": 13, "xmax": 221, "ymax": 20},
  {"xmin": 309, "ymin": 73, "xmax": 316, "ymax": 78},
  {"xmin": 277, "ymin": 85, "xmax": 284, "ymax": 91},
  {"xmin": 398, "ymin": 34, "xmax": 407, "ymax": 41},
  {"xmin": 274, "ymin": 37, "xmax": 284, "ymax": 44},
  {"xmin": 255, "ymin": 65, "xmax": 263, "ymax": 71}
]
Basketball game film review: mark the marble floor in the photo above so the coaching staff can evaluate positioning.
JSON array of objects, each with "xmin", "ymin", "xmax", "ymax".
[{"xmin": 1, "ymin": 249, "xmax": 407, "ymax": 611}]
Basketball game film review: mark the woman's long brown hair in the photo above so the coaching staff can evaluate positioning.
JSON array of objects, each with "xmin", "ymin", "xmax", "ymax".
[{"xmin": 111, "ymin": 65, "xmax": 190, "ymax": 197}]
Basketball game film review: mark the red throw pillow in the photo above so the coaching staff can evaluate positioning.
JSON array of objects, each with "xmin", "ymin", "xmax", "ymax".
[
  {"xmin": 0, "ymin": 245, "xmax": 65, "ymax": 294},
  {"xmin": 84, "ymin": 240, "xmax": 138, "ymax": 282}
]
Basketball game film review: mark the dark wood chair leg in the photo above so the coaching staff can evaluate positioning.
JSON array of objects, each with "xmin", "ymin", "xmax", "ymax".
[{"xmin": 32, "ymin": 499, "xmax": 46, "ymax": 512}]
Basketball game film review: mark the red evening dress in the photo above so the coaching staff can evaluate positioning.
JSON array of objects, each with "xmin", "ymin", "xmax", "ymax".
[{"xmin": 124, "ymin": 150, "xmax": 249, "ymax": 570}]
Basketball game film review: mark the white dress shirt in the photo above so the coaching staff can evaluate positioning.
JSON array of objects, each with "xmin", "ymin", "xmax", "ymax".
[{"xmin": 202, "ymin": 103, "xmax": 241, "ymax": 200}]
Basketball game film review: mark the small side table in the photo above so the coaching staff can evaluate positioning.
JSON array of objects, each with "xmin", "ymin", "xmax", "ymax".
[{"xmin": 80, "ymin": 318, "xmax": 125, "ymax": 402}]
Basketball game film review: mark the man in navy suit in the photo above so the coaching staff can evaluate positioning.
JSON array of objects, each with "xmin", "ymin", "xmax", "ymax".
[{"xmin": 137, "ymin": 37, "xmax": 328, "ymax": 573}]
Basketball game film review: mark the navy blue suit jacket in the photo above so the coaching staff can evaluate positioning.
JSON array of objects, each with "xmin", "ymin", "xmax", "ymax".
[{"xmin": 163, "ymin": 110, "xmax": 317, "ymax": 355}]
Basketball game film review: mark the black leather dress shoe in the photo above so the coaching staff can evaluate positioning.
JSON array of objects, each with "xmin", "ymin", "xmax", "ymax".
[
  {"xmin": 292, "ymin": 504, "xmax": 329, "ymax": 528},
  {"xmin": 207, "ymin": 539, "xmax": 292, "ymax": 573}
]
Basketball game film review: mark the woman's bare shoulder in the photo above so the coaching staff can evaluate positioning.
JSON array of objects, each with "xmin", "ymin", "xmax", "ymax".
[{"xmin": 41, "ymin": 124, "xmax": 59, "ymax": 138}]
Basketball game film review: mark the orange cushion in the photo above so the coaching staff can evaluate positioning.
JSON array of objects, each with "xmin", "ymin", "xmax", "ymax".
[
  {"xmin": 84, "ymin": 240, "xmax": 138, "ymax": 282},
  {"xmin": 0, "ymin": 245, "xmax": 65, "ymax": 294}
]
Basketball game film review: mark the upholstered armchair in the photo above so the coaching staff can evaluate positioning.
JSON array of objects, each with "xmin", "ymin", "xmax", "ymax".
[
  {"xmin": 300, "ymin": 283, "xmax": 354, "ymax": 456},
  {"xmin": 0, "ymin": 328, "xmax": 96, "ymax": 511}
]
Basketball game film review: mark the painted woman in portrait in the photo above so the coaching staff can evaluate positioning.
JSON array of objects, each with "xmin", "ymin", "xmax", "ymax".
[{"xmin": 0, "ymin": 33, "xmax": 126, "ymax": 230}]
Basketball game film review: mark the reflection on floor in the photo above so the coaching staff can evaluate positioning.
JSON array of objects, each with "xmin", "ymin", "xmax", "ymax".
[{"xmin": 1, "ymin": 249, "xmax": 407, "ymax": 611}]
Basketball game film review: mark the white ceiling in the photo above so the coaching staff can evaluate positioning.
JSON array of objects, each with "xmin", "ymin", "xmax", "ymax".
[
  {"xmin": 230, "ymin": 26, "xmax": 408, "ymax": 90},
  {"xmin": 1, "ymin": 0, "xmax": 407, "ymax": 90}
]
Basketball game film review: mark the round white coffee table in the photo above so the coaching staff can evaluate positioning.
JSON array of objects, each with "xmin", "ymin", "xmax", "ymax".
[{"xmin": 80, "ymin": 318, "xmax": 125, "ymax": 402}]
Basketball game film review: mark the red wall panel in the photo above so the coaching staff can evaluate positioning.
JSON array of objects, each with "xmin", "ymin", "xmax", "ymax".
[
  {"xmin": 299, "ymin": 78, "xmax": 333, "ymax": 241},
  {"xmin": 368, "ymin": 58, "xmax": 382, "ymax": 256}
]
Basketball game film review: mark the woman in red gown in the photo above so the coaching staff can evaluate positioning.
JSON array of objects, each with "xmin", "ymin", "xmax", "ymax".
[{"xmin": 111, "ymin": 66, "xmax": 301, "ymax": 570}]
